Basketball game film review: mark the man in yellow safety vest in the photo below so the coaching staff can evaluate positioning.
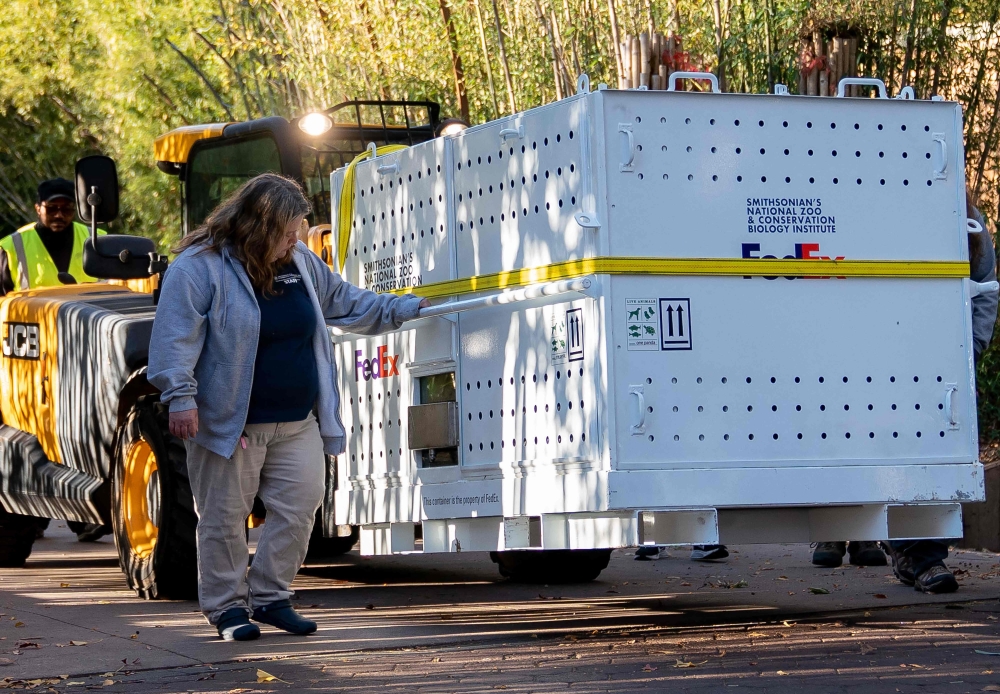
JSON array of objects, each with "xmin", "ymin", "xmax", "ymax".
[{"xmin": 0, "ymin": 178, "xmax": 103, "ymax": 294}]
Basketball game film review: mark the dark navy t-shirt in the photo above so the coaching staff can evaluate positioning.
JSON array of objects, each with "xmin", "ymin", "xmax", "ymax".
[{"xmin": 245, "ymin": 263, "xmax": 319, "ymax": 424}]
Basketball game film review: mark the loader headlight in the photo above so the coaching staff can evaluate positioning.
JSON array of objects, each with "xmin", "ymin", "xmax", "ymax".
[{"xmin": 298, "ymin": 112, "xmax": 333, "ymax": 137}]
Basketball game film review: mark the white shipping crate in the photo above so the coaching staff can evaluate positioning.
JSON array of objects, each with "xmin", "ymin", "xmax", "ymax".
[{"xmin": 329, "ymin": 76, "xmax": 984, "ymax": 558}]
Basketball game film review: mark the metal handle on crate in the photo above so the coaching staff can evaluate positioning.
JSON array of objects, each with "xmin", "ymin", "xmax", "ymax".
[
  {"xmin": 577, "ymin": 74, "xmax": 591, "ymax": 94},
  {"xmin": 896, "ymin": 86, "xmax": 915, "ymax": 100},
  {"xmin": 968, "ymin": 218, "xmax": 984, "ymax": 234},
  {"xmin": 945, "ymin": 384, "xmax": 958, "ymax": 430},
  {"xmin": 499, "ymin": 125, "xmax": 524, "ymax": 141},
  {"xmin": 666, "ymin": 71, "xmax": 721, "ymax": 93},
  {"xmin": 933, "ymin": 133, "xmax": 948, "ymax": 179},
  {"xmin": 836, "ymin": 78, "xmax": 888, "ymax": 99},
  {"xmin": 618, "ymin": 123, "xmax": 635, "ymax": 172},
  {"xmin": 415, "ymin": 276, "xmax": 594, "ymax": 320},
  {"xmin": 629, "ymin": 385, "xmax": 646, "ymax": 435}
]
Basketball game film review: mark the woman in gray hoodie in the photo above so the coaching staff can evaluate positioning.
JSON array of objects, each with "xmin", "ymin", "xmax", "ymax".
[{"xmin": 148, "ymin": 174, "xmax": 426, "ymax": 641}]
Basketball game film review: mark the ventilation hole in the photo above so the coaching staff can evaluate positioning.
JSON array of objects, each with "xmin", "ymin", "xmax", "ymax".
[
  {"xmin": 821, "ymin": 433, "xmax": 827, "ymax": 439},
  {"xmin": 722, "ymin": 405, "xmax": 729, "ymax": 412},
  {"xmin": 890, "ymin": 376, "xmax": 896, "ymax": 382},
  {"xmin": 819, "ymin": 376, "xmax": 825, "ymax": 383},
  {"xmin": 722, "ymin": 377, "xmax": 728, "ymax": 384},
  {"xmin": 892, "ymin": 404, "xmax": 897, "ymax": 410},
  {"xmin": 749, "ymin": 434, "xmax": 754, "ymax": 440},
  {"xmin": 939, "ymin": 431, "xmax": 945, "ymax": 437},
  {"xmin": 820, "ymin": 405, "xmax": 826, "ymax": 411},
  {"xmin": 893, "ymin": 431, "xmax": 898, "ymax": 438},
  {"xmin": 796, "ymin": 405, "xmax": 801, "ymax": 411},
  {"xmin": 771, "ymin": 405, "xmax": 777, "ymax": 412},
  {"xmin": 916, "ymin": 431, "xmax": 922, "ymax": 437},
  {"xmin": 915, "ymin": 404, "xmax": 920, "ymax": 410}
]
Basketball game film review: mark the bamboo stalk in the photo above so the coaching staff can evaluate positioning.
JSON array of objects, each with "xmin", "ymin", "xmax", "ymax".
[
  {"xmin": 437, "ymin": 0, "xmax": 470, "ymax": 120},
  {"xmin": 658, "ymin": 64, "xmax": 668, "ymax": 90},
  {"xmin": 607, "ymin": 0, "xmax": 625, "ymax": 88},
  {"xmin": 640, "ymin": 31, "xmax": 650, "ymax": 81},
  {"xmin": 847, "ymin": 37, "xmax": 858, "ymax": 96},
  {"xmin": 471, "ymin": 0, "xmax": 500, "ymax": 119},
  {"xmin": 631, "ymin": 36, "xmax": 640, "ymax": 89},
  {"xmin": 491, "ymin": 0, "xmax": 517, "ymax": 113},
  {"xmin": 831, "ymin": 37, "xmax": 842, "ymax": 96}
]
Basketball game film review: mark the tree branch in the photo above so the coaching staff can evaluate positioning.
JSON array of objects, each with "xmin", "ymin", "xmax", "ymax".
[{"xmin": 165, "ymin": 38, "xmax": 236, "ymax": 121}]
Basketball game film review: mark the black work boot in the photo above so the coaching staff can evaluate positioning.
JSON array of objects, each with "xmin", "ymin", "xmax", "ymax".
[
  {"xmin": 811, "ymin": 542, "xmax": 846, "ymax": 568},
  {"xmin": 883, "ymin": 543, "xmax": 915, "ymax": 586},
  {"xmin": 252, "ymin": 599, "xmax": 317, "ymax": 635},
  {"xmin": 216, "ymin": 608, "xmax": 260, "ymax": 642},
  {"xmin": 847, "ymin": 541, "xmax": 888, "ymax": 567},
  {"xmin": 914, "ymin": 563, "xmax": 958, "ymax": 594}
]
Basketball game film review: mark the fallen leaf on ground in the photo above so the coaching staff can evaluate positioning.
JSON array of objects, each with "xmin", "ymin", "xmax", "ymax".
[
  {"xmin": 809, "ymin": 587, "xmax": 830, "ymax": 594},
  {"xmin": 68, "ymin": 641, "xmax": 87, "ymax": 646},
  {"xmin": 982, "ymin": 686, "xmax": 1000, "ymax": 692},
  {"xmin": 60, "ymin": 583, "xmax": 70, "ymax": 588},
  {"xmin": 860, "ymin": 644, "xmax": 877, "ymax": 655},
  {"xmin": 680, "ymin": 582, "xmax": 691, "ymax": 587},
  {"xmin": 257, "ymin": 669, "xmax": 290, "ymax": 684},
  {"xmin": 873, "ymin": 594, "xmax": 887, "ymax": 599},
  {"xmin": 975, "ymin": 650, "xmax": 1000, "ymax": 656},
  {"xmin": 674, "ymin": 659, "xmax": 707, "ymax": 668},
  {"xmin": 16, "ymin": 642, "xmax": 39, "ymax": 649},
  {"xmin": 103, "ymin": 680, "xmax": 115, "ymax": 686},
  {"xmin": 776, "ymin": 670, "xmax": 789, "ymax": 676},
  {"xmin": 13, "ymin": 622, "xmax": 24, "ymax": 628},
  {"xmin": 642, "ymin": 664, "xmax": 658, "ymax": 672}
]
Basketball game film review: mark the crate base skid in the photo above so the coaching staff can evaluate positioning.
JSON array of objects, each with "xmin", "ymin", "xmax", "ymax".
[{"xmin": 354, "ymin": 501, "xmax": 963, "ymax": 556}]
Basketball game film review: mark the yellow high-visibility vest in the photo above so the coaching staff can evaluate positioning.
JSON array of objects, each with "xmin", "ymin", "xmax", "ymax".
[{"xmin": 0, "ymin": 222, "xmax": 104, "ymax": 290}]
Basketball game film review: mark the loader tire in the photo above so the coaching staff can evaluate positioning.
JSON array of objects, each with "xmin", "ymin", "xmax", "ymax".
[
  {"xmin": 490, "ymin": 549, "xmax": 612, "ymax": 583},
  {"xmin": 304, "ymin": 515, "xmax": 358, "ymax": 562},
  {"xmin": 0, "ymin": 508, "xmax": 38, "ymax": 567},
  {"xmin": 112, "ymin": 396, "xmax": 197, "ymax": 600},
  {"xmin": 67, "ymin": 521, "xmax": 112, "ymax": 542}
]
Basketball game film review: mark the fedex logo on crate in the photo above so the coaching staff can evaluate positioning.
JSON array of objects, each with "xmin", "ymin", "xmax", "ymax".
[
  {"xmin": 355, "ymin": 345, "xmax": 400, "ymax": 381},
  {"xmin": 741, "ymin": 242, "xmax": 845, "ymax": 280}
]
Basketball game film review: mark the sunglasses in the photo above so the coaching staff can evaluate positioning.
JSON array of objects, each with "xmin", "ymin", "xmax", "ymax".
[{"xmin": 42, "ymin": 203, "xmax": 75, "ymax": 215}]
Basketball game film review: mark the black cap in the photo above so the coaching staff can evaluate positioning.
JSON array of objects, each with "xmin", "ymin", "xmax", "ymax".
[{"xmin": 36, "ymin": 178, "xmax": 74, "ymax": 203}]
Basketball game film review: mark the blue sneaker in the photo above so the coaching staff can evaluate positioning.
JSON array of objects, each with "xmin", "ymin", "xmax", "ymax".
[
  {"xmin": 216, "ymin": 608, "xmax": 260, "ymax": 642},
  {"xmin": 252, "ymin": 599, "xmax": 317, "ymax": 635}
]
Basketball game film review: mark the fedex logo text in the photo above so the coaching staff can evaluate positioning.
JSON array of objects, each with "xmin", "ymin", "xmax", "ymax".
[
  {"xmin": 355, "ymin": 346, "xmax": 400, "ymax": 381},
  {"xmin": 741, "ymin": 243, "xmax": 845, "ymax": 280}
]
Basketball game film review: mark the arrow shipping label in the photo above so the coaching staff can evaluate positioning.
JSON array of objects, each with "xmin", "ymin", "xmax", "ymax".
[{"xmin": 659, "ymin": 298, "xmax": 693, "ymax": 351}]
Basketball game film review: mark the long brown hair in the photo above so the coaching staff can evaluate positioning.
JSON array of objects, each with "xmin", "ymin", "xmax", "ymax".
[
  {"xmin": 968, "ymin": 185, "xmax": 984, "ymax": 270},
  {"xmin": 175, "ymin": 173, "xmax": 311, "ymax": 294}
]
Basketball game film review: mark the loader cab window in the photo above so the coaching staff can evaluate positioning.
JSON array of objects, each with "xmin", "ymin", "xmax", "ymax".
[{"xmin": 185, "ymin": 135, "xmax": 282, "ymax": 233}]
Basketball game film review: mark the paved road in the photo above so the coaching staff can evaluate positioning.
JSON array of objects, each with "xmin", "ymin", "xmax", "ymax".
[{"xmin": 0, "ymin": 523, "xmax": 998, "ymax": 692}]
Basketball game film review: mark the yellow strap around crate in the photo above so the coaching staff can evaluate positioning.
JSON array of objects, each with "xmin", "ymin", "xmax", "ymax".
[
  {"xmin": 337, "ymin": 144, "xmax": 409, "ymax": 269},
  {"xmin": 389, "ymin": 257, "xmax": 970, "ymax": 299}
]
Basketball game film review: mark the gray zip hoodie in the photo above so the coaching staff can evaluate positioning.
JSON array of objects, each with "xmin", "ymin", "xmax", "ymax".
[
  {"xmin": 969, "ymin": 206, "xmax": 997, "ymax": 360},
  {"xmin": 147, "ymin": 240, "xmax": 422, "ymax": 459}
]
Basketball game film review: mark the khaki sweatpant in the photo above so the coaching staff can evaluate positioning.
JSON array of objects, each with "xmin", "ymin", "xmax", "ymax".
[{"xmin": 185, "ymin": 413, "xmax": 326, "ymax": 624}]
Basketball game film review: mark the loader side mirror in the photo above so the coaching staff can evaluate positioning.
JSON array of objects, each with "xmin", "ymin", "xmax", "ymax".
[
  {"xmin": 75, "ymin": 155, "xmax": 119, "ymax": 223},
  {"xmin": 82, "ymin": 235, "xmax": 157, "ymax": 280},
  {"xmin": 75, "ymin": 155, "xmax": 165, "ymax": 281}
]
